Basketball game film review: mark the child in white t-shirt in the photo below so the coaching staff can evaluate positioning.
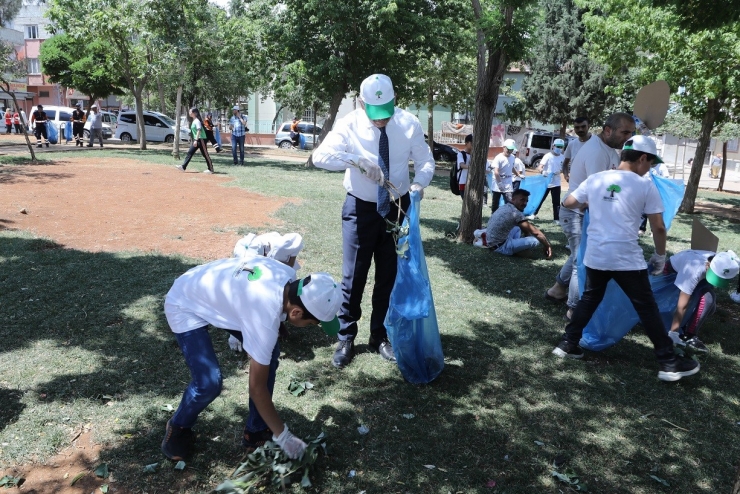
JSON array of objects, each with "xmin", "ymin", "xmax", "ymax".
[{"xmin": 161, "ymin": 256, "xmax": 342, "ymax": 462}]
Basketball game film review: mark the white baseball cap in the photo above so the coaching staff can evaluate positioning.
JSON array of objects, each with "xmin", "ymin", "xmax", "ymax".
[
  {"xmin": 232, "ymin": 105, "xmax": 240, "ymax": 110},
  {"xmin": 360, "ymin": 74, "xmax": 395, "ymax": 120},
  {"xmin": 622, "ymin": 135, "xmax": 663, "ymax": 163},
  {"xmin": 706, "ymin": 251, "xmax": 740, "ymax": 288},
  {"xmin": 503, "ymin": 138, "xmax": 517, "ymax": 150},
  {"xmin": 298, "ymin": 273, "xmax": 342, "ymax": 336},
  {"xmin": 554, "ymin": 138, "xmax": 565, "ymax": 147}
]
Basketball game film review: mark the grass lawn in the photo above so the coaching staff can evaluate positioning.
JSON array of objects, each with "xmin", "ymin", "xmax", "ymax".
[{"xmin": 2, "ymin": 149, "xmax": 740, "ymax": 493}]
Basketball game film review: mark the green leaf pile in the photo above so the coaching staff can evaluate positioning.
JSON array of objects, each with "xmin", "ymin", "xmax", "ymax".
[
  {"xmin": 0, "ymin": 475, "xmax": 23, "ymax": 488},
  {"xmin": 552, "ymin": 468, "xmax": 587, "ymax": 492},
  {"xmin": 212, "ymin": 433, "xmax": 326, "ymax": 493},
  {"xmin": 288, "ymin": 378, "xmax": 314, "ymax": 397}
]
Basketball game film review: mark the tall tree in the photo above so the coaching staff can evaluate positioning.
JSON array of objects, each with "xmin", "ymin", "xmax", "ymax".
[
  {"xmin": 505, "ymin": 0, "xmax": 610, "ymax": 135},
  {"xmin": 459, "ymin": 0, "xmax": 535, "ymax": 243}
]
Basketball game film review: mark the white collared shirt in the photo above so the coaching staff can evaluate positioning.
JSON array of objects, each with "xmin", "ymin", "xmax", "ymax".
[{"xmin": 313, "ymin": 108, "xmax": 435, "ymax": 202}]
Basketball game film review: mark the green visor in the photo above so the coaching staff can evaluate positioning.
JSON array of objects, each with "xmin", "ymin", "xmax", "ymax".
[
  {"xmin": 320, "ymin": 316, "xmax": 340, "ymax": 337},
  {"xmin": 365, "ymin": 99, "xmax": 395, "ymax": 120},
  {"xmin": 706, "ymin": 267, "xmax": 730, "ymax": 288}
]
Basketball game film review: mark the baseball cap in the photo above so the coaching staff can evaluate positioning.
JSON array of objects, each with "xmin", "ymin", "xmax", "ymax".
[
  {"xmin": 706, "ymin": 251, "xmax": 740, "ymax": 288},
  {"xmin": 360, "ymin": 74, "xmax": 395, "ymax": 120},
  {"xmin": 503, "ymin": 139, "xmax": 517, "ymax": 151},
  {"xmin": 554, "ymin": 138, "xmax": 565, "ymax": 148},
  {"xmin": 75, "ymin": 102, "xmax": 82, "ymax": 107},
  {"xmin": 623, "ymin": 135, "xmax": 663, "ymax": 163},
  {"xmin": 91, "ymin": 104, "xmax": 98, "ymax": 109},
  {"xmin": 298, "ymin": 273, "xmax": 342, "ymax": 336},
  {"xmin": 232, "ymin": 105, "xmax": 239, "ymax": 110}
]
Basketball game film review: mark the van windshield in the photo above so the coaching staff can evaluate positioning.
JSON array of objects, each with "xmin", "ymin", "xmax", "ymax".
[{"xmin": 158, "ymin": 115, "xmax": 176, "ymax": 126}]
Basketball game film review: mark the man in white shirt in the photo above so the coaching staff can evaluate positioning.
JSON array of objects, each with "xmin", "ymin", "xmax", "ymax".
[
  {"xmin": 552, "ymin": 136, "xmax": 700, "ymax": 382},
  {"xmin": 512, "ymin": 150, "xmax": 525, "ymax": 191},
  {"xmin": 161, "ymin": 257, "xmax": 342, "ymax": 461},
  {"xmin": 544, "ymin": 113, "xmax": 635, "ymax": 314},
  {"xmin": 562, "ymin": 116, "xmax": 594, "ymax": 183},
  {"xmin": 533, "ymin": 138, "xmax": 566, "ymax": 224},
  {"xmin": 313, "ymin": 74, "xmax": 435, "ymax": 368},
  {"xmin": 490, "ymin": 139, "xmax": 523, "ymax": 213}
]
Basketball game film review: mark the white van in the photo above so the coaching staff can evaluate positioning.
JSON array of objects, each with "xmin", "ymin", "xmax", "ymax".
[
  {"xmin": 30, "ymin": 105, "xmax": 75, "ymax": 137},
  {"xmin": 115, "ymin": 110, "xmax": 189, "ymax": 143},
  {"xmin": 518, "ymin": 131, "xmax": 575, "ymax": 168}
]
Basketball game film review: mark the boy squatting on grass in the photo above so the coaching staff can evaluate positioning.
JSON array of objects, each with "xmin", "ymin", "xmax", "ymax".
[
  {"xmin": 552, "ymin": 135, "xmax": 700, "ymax": 382},
  {"xmin": 161, "ymin": 254, "xmax": 342, "ymax": 461}
]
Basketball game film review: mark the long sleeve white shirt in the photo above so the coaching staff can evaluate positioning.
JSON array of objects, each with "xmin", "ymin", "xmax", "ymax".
[{"xmin": 313, "ymin": 108, "xmax": 435, "ymax": 202}]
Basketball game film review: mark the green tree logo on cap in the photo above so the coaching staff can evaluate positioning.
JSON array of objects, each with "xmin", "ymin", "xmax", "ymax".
[
  {"xmin": 607, "ymin": 184, "xmax": 621, "ymax": 197},
  {"xmin": 375, "ymin": 90, "xmax": 382, "ymax": 99}
]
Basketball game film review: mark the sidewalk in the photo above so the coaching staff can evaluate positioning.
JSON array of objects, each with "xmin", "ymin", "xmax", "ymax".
[{"xmin": 663, "ymin": 160, "xmax": 740, "ymax": 193}]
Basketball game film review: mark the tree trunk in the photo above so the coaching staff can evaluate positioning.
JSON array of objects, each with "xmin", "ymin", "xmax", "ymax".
[
  {"xmin": 272, "ymin": 104, "xmax": 284, "ymax": 132},
  {"xmin": 7, "ymin": 90, "xmax": 36, "ymax": 162},
  {"xmin": 133, "ymin": 87, "xmax": 147, "ymax": 150},
  {"xmin": 158, "ymin": 78, "xmax": 166, "ymax": 115},
  {"xmin": 733, "ymin": 460, "xmax": 740, "ymax": 494},
  {"xmin": 459, "ymin": 1, "xmax": 515, "ymax": 244},
  {"xmin": 172, "ymin": 63, "xmax": 186, "ymax": 160},
  {"xmin": 427, "ymin": 86, "xmax": 434, "ymax": 150},
  {"xmin": 718, "ymin": 141, "xmax": 728, "ymax": 192},
  {"xmin": 307, "ymin": 88, "xmax": 346, "ymax": 168},
  {"xmin": 680, "ymin": 97, "xmax": 721, "ymax": 213}
]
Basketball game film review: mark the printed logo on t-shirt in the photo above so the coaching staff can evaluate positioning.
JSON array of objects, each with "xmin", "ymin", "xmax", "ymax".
[{"xmin": 603, "ymin": 184, "xmax": 622, "ymax": 202}]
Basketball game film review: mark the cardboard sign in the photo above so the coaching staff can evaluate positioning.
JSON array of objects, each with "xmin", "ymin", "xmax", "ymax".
[
  {"xmin": 691, "ymin": 218, "xmax": 719, "ymax": 252},
  {"xmin": 634, "ymin": 80, "xmax": 671, "ymax": 130}
]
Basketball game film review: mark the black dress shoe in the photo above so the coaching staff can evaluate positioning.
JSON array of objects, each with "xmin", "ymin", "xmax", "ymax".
[
  {"xmin": 332, "ymin": 340, "xmax": 354, "ymax": 368},
  {"xmin": 369, "ymin": 337, "xmax": 396, "ymax": 362}
]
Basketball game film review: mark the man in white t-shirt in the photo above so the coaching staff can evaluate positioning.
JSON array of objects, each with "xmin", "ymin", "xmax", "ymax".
[
  {"xmin": 533, "ymin": 138, "xmax": 566, "ymax": 224},
  {"xmin": 544, "ymin": 113, "xmax": 635, "ymax": 313},
  {"xmin": 562, "ymin": 116, "xmax": 593, "ymax": 183},
  {"xmin": 490, "ymin": 138, "xmax": 523, "ymax": 213},
  {"xmin": 552, "ymin": 135, "xmax": 700, "ymax": 382},
  {"xmin": 663, "ymin": 250, "xmax": 739, "ymax": 353},
  {"xmin": 456, "ymin": 134, "xmax": 473, "ymax": 198},
  {"xmin": 161, "ymin": 257, "xmax": 342, "ymax": 461},
  {"xmin": 512, "ymin": 150, "xmax": 526, "ymax": 191}
]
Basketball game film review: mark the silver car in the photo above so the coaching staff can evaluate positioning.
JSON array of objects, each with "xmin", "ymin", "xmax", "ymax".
[{"xmin": 274, "ymin": 121, "xmax": 322, "ymax": 149}]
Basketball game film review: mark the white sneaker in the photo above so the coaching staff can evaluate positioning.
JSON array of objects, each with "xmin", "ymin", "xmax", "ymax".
[
  {"xmin": 203, "ymin": 170, "xmax": 213, "ymax": 174},
  {"xmin": 174, "ymin": 165, "xmax": 185, "ymax": 171},
  {"xmin": 668, "ymin": 331, "xmax": 685, "ymax": 347},
  {"xmin": 731, "ymin": 291, "xmax": 740, "ymax": 303}
]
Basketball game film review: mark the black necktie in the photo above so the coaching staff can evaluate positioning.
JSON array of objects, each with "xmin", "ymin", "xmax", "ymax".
[{"xmin": 377, "ymin": 126, "xmax": 390, "ymax": 217}]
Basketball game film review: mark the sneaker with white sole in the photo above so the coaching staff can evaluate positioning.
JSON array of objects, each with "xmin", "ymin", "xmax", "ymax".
[
  {"xmin": 175, "ymin": 165, "xmax": 185, "ymax": 171},
  {"xmin": 668, "ymin": 331, "xmax": 685, "ymax": 347},
  {"xmin": 658, "ymin": 357, "xmax": 700, "ymax": 382},
  {"xmin": 203, "ymin": 170, "xmax": 213, "ymax": 174},
  {"xmin": 552, "ymin": 340, "xmax": 583, "ymax": 359},
  {"xmin": 730, "ymin": 291, "xmax": 740, "ymax": 303},
  {"xmin": 682, "ymin": 335, "xmax": 708, "ymax": 353}
]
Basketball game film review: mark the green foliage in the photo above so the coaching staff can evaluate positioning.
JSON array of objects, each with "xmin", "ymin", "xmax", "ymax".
[
  {"xmin": 0, "ymin": 0, "xmax": 21, "ymax": 27},
  {"xmin": 656, "ymin": 108, "xmax": 701, "ymax": 139},
  {"xmin": 651, "ymin": 0, "xmax": 740, "ymax": 30}
]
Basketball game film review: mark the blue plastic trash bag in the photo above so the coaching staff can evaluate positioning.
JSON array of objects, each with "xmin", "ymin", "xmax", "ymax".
[
  {"xmin": 498, "ymin": 174, "xmax": 550, "ymax": 216},
  {"xmin": 385, "ymin": 191, "xmax": 444, "ymax": 384},
  {"xmin": 46, "ymin": 122, "xmax": 58, "ymax": 144},
  {"xmin": 299, "ymin": 133, "xmax": 306, "ymax": 150},
  {"xmin": 578, "ymin": 209, "xmax": 682, "ymax": 351},
  {"xmin": 651, "ymin": 172, "xmax": 685, "ymax": 231},
  {"xmin": 65, "ymin": 121, "xmax": 72, "ymax": 142},
  {"xmin": 214, "ymin": 126, "xmax": 222, "ymax": 147}
]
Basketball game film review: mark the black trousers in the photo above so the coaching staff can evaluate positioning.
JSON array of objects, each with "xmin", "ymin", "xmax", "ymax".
[
  {"xmin": 338, "ymin": 193, "xmax": 410, "ymax": 341},
  {"xmin": 182, "ymin": 138, "xmax": 213, "ymax": 171},
  {"xmin": 534, "ymin": 186, "xmax": 561, "ymax": 220},
  {"xmin": 72, "ymin": 122, "xmax": 84, "ymax": 141},
  {"xmin": 491, "ymin": 191, "xmax": 512, "ymax": 214},
  {"xmin": 563, "ymin": 267, "xmax": 675, "ymax": 362},
  {"xmin": 34, "ymin": 123, "xmax": 48, "ymax": 143},
  {"xmin": 204, "ymin": 129, "xmax": 219, "ymax": 149}
]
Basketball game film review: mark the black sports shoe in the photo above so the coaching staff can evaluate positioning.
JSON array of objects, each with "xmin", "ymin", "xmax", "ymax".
[
  {"xmin": 552, "ymin": 340, "xmax": 584, "ymax": 359},
  {"xmin": 369, "ymin": 336, "xmax": 396, "ymax": 362},
  {"xmin": 332, "ymin": 340, "xmax": 354, "ymax": 368},
  {"xmin": 658, "ymin": 357, "xmax": 700, "ymax": 382},
  {"xmin": 161, "ymin": 420, "xmax": 194, "ymax": 461},
  {"xmin": 682, "ymin": 335, "xmax": 708, "ymax": 354},
  {"xmin": 242, "ymin": 428, "xmax": 273, "ymax": 453}
]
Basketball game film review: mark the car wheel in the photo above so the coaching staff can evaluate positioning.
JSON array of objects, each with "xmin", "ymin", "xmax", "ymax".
[
  {"xmin": 530, "ymin": 158, "xmax": 541, "ymax": 169},
  {"xmin": 278, "ymin": 140, "xmax": 292, "ymax": 149},
  {"xmin": 120, "ymin": 133, "xmax": 132, "ymax": 142},
  {"xmin": 165, "ymin": 134, "xmax": 174, "ymax": 143},
  {"xmin": 83, "ymin": 130, "xmax": 90, "ymax": 138}
]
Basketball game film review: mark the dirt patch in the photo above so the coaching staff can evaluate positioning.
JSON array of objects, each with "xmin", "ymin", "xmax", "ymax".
[
  {"xmin": 0, "ymin": 157, "xmax": 293, "ymax": 260},
  {"xmin": 694, "ymin": 199, "xmax": 740, "ymax": 222}
]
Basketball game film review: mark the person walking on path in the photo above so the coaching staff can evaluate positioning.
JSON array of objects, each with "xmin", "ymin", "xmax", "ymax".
[
  {"xmin": 229, "ymin": 105, "xmax": 248, "ymax": 165},
  {"xmin": 72, "ymin": 103, "xmax": 86, "ymax": 147},
  {"xmin": 30, "ymin": 105, "xmax": 50, "ymax": 148},
  {"xmin": 203, "ymin": 112, "xmax": 223, "ymax": 154},
  {"xmin": 313, "ymin": 73, "xmax": 435, "ymax": 369},
  {"xmin": 86, "ymin": 105, "xmax": 104, "ymax": 147},
  {"xmin": 176, "ymin": 107, "xmax": 214, "ymax": 174},
  {"xmin": 551, "ymin": 135, "xmax": 700, "ymax": 382}
]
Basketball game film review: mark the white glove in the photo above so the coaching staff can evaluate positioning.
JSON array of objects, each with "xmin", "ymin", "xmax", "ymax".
[
  {"xmin": 228, "ymin": 335, "xmax": 243, "ymax": 352},
  {"xmin": 649, "ymin": 253, "xmax": 666, "ymax": 275},
  {"xmin": 357, "ymin": 157, "xmax": 384, "ymax": 185},
  {"xmin": 273, "ymin": 426, "xmax": 307, "ymax": 459},
  {"xmin": 410, "ymin": 182, "xmax": 424, "ymax": 199}
]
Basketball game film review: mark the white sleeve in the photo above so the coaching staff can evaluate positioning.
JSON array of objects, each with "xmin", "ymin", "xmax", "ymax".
[
  {"xmin": 409, "ymin": 119, "xmax": 435, "ymax": 187},
  {"xmin": 571, "ymin": 178, "xmax": 589, "ymax": 204},
  {"xmin": 644, "ymin": 181, "xmax": 665, "ymax": 214},
  {"xmin": 312, "ymin": 118, "xmax": 358, "ymax": 172}
]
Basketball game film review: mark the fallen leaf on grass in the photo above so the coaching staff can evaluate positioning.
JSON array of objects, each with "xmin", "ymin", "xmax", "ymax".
[
  {"xmin": 174, "ymin": 461, "xmax": 186, "ymax": 471},
  {"xmin": 0, "ymin": 475, "xmax": 23, "ymax": 488},
  {"xmin": 402, "ymin": 413, "xmax": 415, "ymax": 419},
  {"xmin": 70, "ymin": 472, "xmax": 86, "ymax": 486},
  {"xmin": 534, "ymin": 440, "xmax": 545, "ymax": 446},
  {"xmin": 357, "ymin": 425, "xmax": 370, "ymax": 435},
  {"xmin": 486, "ymin": 480, "xmax": 497, "ymax": 488},
  {"xmin": 142, "ymin": 463, "xmax": 159, "ymax": 474},
  {"xmin": 650, "ymin": 475, "xmax": 670, "ymax": 487},
  {"xmin": 288, "ymin": 379, "xmax": 314, "ymax": 397},
  {"xmin": 100, "ymin": 484, "xmax": 109, "ymax": 493},
  {"xmin": 160, "ymin": 404, "xmax": 174, "ymax": 412},
  {"xmin": 423, "ymin": 464, "xmax": 435, "ymax": 469},
  {"xmin": 93, "ymin": 463, "xmax": 109, "ymax": 478}
]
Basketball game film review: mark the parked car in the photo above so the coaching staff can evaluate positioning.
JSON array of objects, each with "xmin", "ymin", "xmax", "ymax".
[
  {"xmin": 518, "ymin": 131, "xmax": 574, "ymax": 168},
  {"xmin": 115, "ymin": 110, "xmax": 189, "ymax": 143},
  {"xmin": 84, "ymin": 110, "xmax": 117, "ymax": 139},
  {"xmin": 422, "ymin": 135, "xmax": 458, "ymax": 163},
  {"xmin": 29, "ymin": 105, "xmax": 74, "ymax": 137},
  {"xmin": 275, "ymin": 121, "xmax": 322, "ymax": 149}
]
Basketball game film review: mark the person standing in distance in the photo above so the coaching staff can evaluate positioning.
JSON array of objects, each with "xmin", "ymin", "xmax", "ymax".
[
  {"xmin": 532, "ymin": 138, "xmax": 565, "ymax": 224},
  {"xmin": 512, "ymin": 150, "xmax": 526, "ymax": 191},
  {"xmin": 229, "ymin": 105, "xmax": 248, "ymax": 165},
  {"xmin": 86, "ymin": 105, "xmax": 104, "ymax": 148},
  {"xmin": 552, "ymin": 136, "xmax": 699, "ymax": 382},
  {"xmin": 30, "ymin": 104, "xmax": 50, "ymax": 148},
  {"xmin": 489, "ymin": 139, "xmax": 521, "ymax": 214},
  {"xmin": 71, "ymin": 103, "xmax": 86, "ymax": 147},
  {"xmin": 544, "ymin": 113, "xmax": 635, "ymax": 314},
  {"xmin": 313, "ymin": 74, "xmax": 435, "ymax": 368}
]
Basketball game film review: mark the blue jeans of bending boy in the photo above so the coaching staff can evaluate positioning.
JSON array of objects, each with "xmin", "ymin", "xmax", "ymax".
[
  {"xmin": 170, "ymin": 326, "xmax": 280, "ymax": 433},
  {"xmin": 494, "ymin": 226, "xmax": 540, "ymax": 256}
]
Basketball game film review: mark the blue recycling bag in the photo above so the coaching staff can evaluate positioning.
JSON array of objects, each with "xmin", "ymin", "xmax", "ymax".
[
  {"xmin": 497, "ymin": 174, "xmax": 551, "ymax": 216},
  {"xmin": 46, "ymin": 122, "xmax": 58, "ymax": 144},
  {"xmin": 579, "ymin": 168, "xmax": 686, "ymax": 350},
  {"xmin": 65, "ymin": 121, "xmax": 72, "ymax": 142},
  {"xmin": 385, "ymin": 191, "xmax": 444, "ymax": 384},
  {"xmin": 214, "ymin": 126, "xmax": 222, "ymax": 147}
]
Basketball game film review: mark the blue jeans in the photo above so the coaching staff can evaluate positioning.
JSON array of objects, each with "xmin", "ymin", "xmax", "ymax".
[
  {"xmin": 495, "ymin": 226, "xmax": 540, "ymax": 256},
  {"xmin": 557, "ymin": 207, "xmax": 583, "ymax": 308},
  {"xmin": 171, "ymin": 326, "xmax": 280, "ymax": 433},
  {"xmin": 231, "ymin": 134, "xmax": 245, "ymax": 164}
]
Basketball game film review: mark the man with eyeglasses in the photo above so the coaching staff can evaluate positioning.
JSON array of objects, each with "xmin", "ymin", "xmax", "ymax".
[
  {"xmin": 544, "ymin": 113, "xmax": 635, "ymax": 319},
  {"xmin": 313, "ymin": 74, "xmax": 435, "ymax": 369}
]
